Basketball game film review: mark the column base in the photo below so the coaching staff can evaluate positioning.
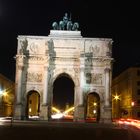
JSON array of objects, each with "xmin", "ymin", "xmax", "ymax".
[
  {"xmin": 40, "ymin": 104, "xmax": 49, "ymax": 120},
  {"xmin": 74, "ymin": 105, "xmax": 85, "ymax": 122},
  {"xmin": 14, "ymin": 104, "xmax": 24, "ymax": 120},
  {"xmin": 100, "ymin": 106, "xmax": 112, "ymax": 123}
]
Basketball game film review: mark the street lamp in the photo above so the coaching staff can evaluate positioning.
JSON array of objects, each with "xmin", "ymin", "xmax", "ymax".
[
  {"xmin": 112, "ymin": 93, "xmax": 121, "ymax": 119},
  {"xmin": 113, "ymin": 94, "xmax": 121, "ymax": 101}
]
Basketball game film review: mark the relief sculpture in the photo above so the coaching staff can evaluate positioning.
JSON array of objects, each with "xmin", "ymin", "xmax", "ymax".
[
  {"xmin": 90, "ymin": 45, "xmax": 100, "ymax": 56},
  {"xmin": 85, "ymin": 43, "xmax": 100, "ymax": 57},
  {"xmin": 19, "ymin": 39, "xmax": 28, "ymax": 54},
  {"xmin": 29, "ymin": 43, "xmax": 39, "ymax": 54},
  {"xmin": 27, "ymin": 72, "xmax": 42, "ymax": 82},
  {"xmin": 86, "ymin": 73, "xmax": 92, "ymax": 84},
  {"xmin": 86, "ymin": 73, "xmax": 102, "ymax": 85},
  {"xmin": 92, "ymin": 73, "xmax": 102, "ymax": 85}
]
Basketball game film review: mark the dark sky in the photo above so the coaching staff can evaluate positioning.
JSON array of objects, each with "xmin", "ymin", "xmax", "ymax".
[{"xmin": 0, "ymin": 0, "xmax": 140, "ymax": 81}]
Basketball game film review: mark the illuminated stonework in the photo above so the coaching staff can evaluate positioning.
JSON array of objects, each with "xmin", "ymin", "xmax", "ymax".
[{"xmin": 14, "ymin": 30, "xmax": 113, "ymax": 123}]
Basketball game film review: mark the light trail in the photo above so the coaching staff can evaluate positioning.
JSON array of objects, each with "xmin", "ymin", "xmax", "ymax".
[
  {"xmin": 117, "ymin": 118, "xmax": 140, "ymax": 129},
  {"xmin": 52, "ymin": 107, "xmax": 61, "ymax": 113},
  {"xmin": 51, "ymin": 106, "xmax": 74, "ymax": 119},
  {"xmin": 63, "ymin": 107, "xmax": 74, "ymax": 114}
]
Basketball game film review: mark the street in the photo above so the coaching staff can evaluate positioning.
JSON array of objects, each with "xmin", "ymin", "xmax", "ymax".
[
  {"xmin": 118, "ymin": 123, "xmax": 140, "ymax": 140},
  {"xmin": 0, "ymin": 120, "xmax": 140, "ymax": 140}
]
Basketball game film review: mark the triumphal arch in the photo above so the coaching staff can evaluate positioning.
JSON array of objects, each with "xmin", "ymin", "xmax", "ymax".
[{"xmin": 14, "ymin": 14, "xmax": 113, "ymax": 123}]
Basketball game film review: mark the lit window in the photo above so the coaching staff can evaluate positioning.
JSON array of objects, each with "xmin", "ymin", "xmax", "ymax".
[{"xmin": 131, "ymin": 101, "xmax": 135, "ymax": 106}]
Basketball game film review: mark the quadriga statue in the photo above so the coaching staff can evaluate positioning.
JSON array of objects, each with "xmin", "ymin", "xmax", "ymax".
[{"xmin": 52, "ymin": 13, "xmax": 79, "ymax": 31}]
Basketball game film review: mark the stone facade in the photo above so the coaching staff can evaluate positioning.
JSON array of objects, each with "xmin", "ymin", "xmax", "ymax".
[
  {"xmin": 112, "ymin": 66, "xmax": 140, "ymax": 120},
  {"xmin": 14, "ymin": 30, "xmax": 113, "ymax": 123}
]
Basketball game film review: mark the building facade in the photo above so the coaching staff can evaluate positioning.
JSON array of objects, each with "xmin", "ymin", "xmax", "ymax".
[
  {"xmin": 112, "ymin": 67, "xmax": 140, "ymax": 120},
  {"xmin": 0, "ymin": 74, "xmax": 15, "ymax": 117},
  {"xmin": 14, "ymin": 15, "xmax": 113, "ymax": 123}
]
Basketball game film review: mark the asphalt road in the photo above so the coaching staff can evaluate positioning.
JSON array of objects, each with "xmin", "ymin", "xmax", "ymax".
[
  {"xmin": 0, "ymin": 121, "xmax": 140, "ymax": 140},
  {"xmin": 119, "ymin": 124, "xmax": 140, "ymax": 140}
]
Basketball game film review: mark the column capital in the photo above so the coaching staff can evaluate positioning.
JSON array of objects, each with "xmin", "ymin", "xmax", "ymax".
[
  {"xmin": 15, "ymin": 54, "xmax": 26, "ymax": 58},
  {"xmin": 17, "ymin": 65, "xmax": 24, "ymax": 71},
  {"xmin": 44, "ymin": 65, "xmax": 48, "ymax": 71},
  {"xmin": 104, "ymin": 68, "xmax": 111, "ymax": 73}
]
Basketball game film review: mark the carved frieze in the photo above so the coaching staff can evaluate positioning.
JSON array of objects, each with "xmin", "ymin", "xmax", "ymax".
[
  {"xmin": 86, "ymin": 73, "xmax": 103, "ymax": 85},
  {"xmin": 29, "ymin": 56, "xmax": 44, "ymax": 61},
  {"xmin": 84, "ymin": 57, "xmax": 112, "ymax": 67},
  {"xmin": 86, "ymin": 73, "xmax": 92, "ymax": 84},
  {"xmin": 90, "ymin": 45, "xmax": 100, "ymax": 56},
  {"xmin": 85, "ymin": 41, "xmax": 101, "ymax": 57},
  {"xmin": 85, "ymin": 39, "xmax": 113, "ymax": 57},
  {"xmin": 85, "ymin": 58, "xmax": 93, "ymax": 66},
  {"xmin": 26, "ymin": 72, "xmax": 42, "ymax": 82},
  {"xmin": 29, "ymin": 43, "xmax": 39, "ymax": 54},
  {"xmin": 92, "ymin": 73, "xmax": 102, "ymax": 85}
]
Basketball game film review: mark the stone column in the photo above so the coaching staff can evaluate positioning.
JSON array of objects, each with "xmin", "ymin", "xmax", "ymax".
[
  {"xmin": 14, "ymin": 55, "xmax": 25, "ymax": 120},
  {"xmin": 102, "ymin": 68, "xmax": 112, "ymax": 123},
  {"xmin": 79, "ymin": 56, "xmax": 85, "ymax": 106},
  {"xmin": 40, "ymin": 65, "xmax": 49, "ymax": 120},
  {"xmin": 16, "ymin": 65, "xmax": 24, "ymax": 104},
  {"xmin": 105, "ymin": 68, "xmax": 110, "ymax": 107},
  {"xmin": 43, "ymin": 66, "xmax": 48, "ymax": 105},
  {"xmin": 74, "ymin": 57, "xmax": 85, "ymax": 121},
  {"xmin": 79, "ymin": 68, "xmax": 84, "ymax": 105}
]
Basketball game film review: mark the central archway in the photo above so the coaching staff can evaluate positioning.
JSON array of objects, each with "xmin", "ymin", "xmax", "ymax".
[{"xmin": 52, "ymin": 73, "xmax": 75, "ymax": 120}]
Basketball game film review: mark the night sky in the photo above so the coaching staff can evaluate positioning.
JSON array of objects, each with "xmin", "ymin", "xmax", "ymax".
[{"xmin": 0, "ymin": 0, "xmax": 139, "ymax": 81}]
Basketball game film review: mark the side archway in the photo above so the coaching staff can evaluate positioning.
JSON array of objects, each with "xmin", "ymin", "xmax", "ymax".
[
  {"xmin": 86, "ymin": 92, "xmax": 100, "ymax": 122},
  {"xmin": 26, "ymin": 90, "xmax": 40, "ymax": 119}
]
